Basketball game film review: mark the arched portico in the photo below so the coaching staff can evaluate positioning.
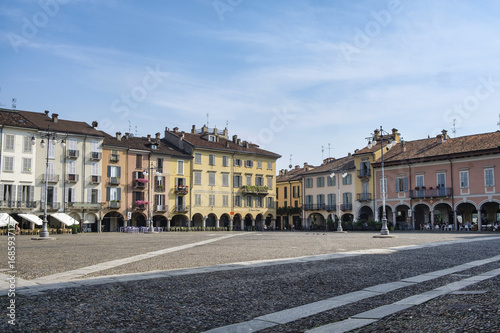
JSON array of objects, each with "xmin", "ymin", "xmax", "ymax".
[
  {"xmin": 307, "ymin": 213, "xmax": 325, "ymax": 230},
  {"xmin": 395, "ymin": 204, "xmax": 411, "ymax": 230},
  {"xmin": 377, "ymin": 205, "xmax": 394, "ymax": 228},
  {"xmin": 102, "ymin": 212, "xmax": 124, "ymax": 232},
  {"xmin": 456, "ymin": 201, "xmax": 478, "ymax": 230},
  {"xmin": 171, "ymin": 214, "xmax": 188, "ymax": 227},
  {"xmin": 244, "ymin": 214, "xmax": 254, "ymax": 230},
  {"xmin": 233, "ymin": 214, "xmax": 242, "ymax": 230},
  {"xmin": 153, "ymin": 215, "xmax": 168, "ymax": 228},
  {"xmin": 220, "ymin": 214, "xmax": 230, "ymax": 229},
  {"xmin": 358, "ymin": 205, "xmax": 374, "ymax": 222},
  {"xmin": 432, "ymin": 202, "xmax": 453, "ymax": 229},
  {"xmin": 413, "ymin": 203, "xmax": 431, "ymax": 229},
  {"xmin": 192, "ymin": 213, "xmax": 204, "ymax": 227}
]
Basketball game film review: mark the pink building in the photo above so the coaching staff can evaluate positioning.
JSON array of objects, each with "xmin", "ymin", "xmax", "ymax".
[{"xmin": 371, "ymin": 130, "xmax": 500, "ymax": 231}]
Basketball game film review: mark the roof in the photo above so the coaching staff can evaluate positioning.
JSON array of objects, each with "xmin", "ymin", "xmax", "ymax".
[
  {"xmin": 373, "ymin": 131, "xmax": 500, "ymax": 166},
  {"xmin": 17, "ymin": 110, "xmax": 104, "ymax": 137},
  {"xmin": 0, "ymin": 108, "xmax": 38, "ymax": 129},
  {"xmin": 276, "ymin": 165, "xmax": 312, "ymax": 183},
  {"xmin": 102, "ymin": 131, "xmax": 191, "ymax": 158},
  {"xmin": 303, "ymin": 156, "xmax": 355, "ymax": 176},
  {"xmin": 166, "ymin": 128, "xmax": 281, "ymax": 158}
]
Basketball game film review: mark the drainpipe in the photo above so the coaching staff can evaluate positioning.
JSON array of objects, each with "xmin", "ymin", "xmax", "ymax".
[
  {"xmin": 0, "ymin": 126, "xmax": 3, "ymax": 176},
  {"xmin": 407, "ymin": 162, "xmax": 413, "ymax": 229},
  {"xmin": 449, "ymin": 158, "xmax": 456, "ymax": 229}
]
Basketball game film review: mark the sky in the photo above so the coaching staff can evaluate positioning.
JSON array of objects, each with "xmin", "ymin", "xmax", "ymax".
[{"xmin": 1, "ymin": 0, "xmax": 500, "ymax": 172}]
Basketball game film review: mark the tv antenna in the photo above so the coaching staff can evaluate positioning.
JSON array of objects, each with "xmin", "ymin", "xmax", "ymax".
[
  {"xmin": 321, "ymin": 146, "xmax": 324, "ymax": 160},
  {"xmin": 289, "ymin": 154, "xmax": 292, "ymax": 169},
  {"xmin": 328, "ymin": 143, "xmax": 331, "ymax": 158},
  {"xmin": 452, "ymin": 119, "xmax": 456, "ymax": 137},
  {"xmin": 497, "ymin": 114, "xmax": 500, "ymax": 130},
  {"xmin": 206, "ymin": 113, "xmax": 209, "ymax": 127},
  {"xmin": 11, "ymin": 98, "xmax": 16, "ymax": 109}
]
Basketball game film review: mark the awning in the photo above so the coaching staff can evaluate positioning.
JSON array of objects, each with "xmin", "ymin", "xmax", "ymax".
[
  {"xmin": 50, "ymin": 213, "xmax": 78, "ymax": 226},
  {"xmin": 0, "ymin": 213, "xmax": 18, "ymax": 227},
  {"xmin": 18, "ymin": 213, "xmax": 42, "ymax": 226}
]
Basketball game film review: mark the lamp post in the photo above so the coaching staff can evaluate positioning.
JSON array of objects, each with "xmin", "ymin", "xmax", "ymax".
[
  {"xmin": 31, "ymin": 126, "xmax": 65, "ymax": 239},
  {"xmin": 367, "ymin": 126, "xmax": 396, "ymax": 237},
  {"xmin": 330, "ymin": 170, "xmax": 347, "ymax": 232},
  {"xmin": 143, "ymin": 162, "xmax": 161, "ymax": 233}
]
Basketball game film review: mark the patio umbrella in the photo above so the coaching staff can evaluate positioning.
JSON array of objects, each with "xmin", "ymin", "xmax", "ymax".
[{"xmin": 0, "ymin": 213, "xmax": 17, "ymax": 227}]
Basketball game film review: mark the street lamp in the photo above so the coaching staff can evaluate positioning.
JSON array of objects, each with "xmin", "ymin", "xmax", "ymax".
[
  {"xmin": 31, "ymin": 126, "xmax": 65, "ymax": 239},
  {"xmin": 143, "ymin": 162, "xmax": 161, "ymax": 233},
  {"xmin": 329, "ymin": 170, "xmax": 347, "ymax": 232},
  {"xmin": 367, "ymin": 126, "xmax": 396, "ymax": 237}
]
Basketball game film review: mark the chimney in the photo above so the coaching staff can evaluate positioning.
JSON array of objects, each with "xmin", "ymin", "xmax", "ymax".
[
  {"xmin": 323, "ymin": 157, "xmax": 335, "ymax": 165},
  {"xmin": 124, "ymin": 132, "xmax": 130, "ymax": 140},
  {"xmin": 392, "ymin": 128, "xmax": 400, "ymax": 143},
  {"xmin": 116, "ymin": 132, "xmax": 121, "ymax": 141},
  {"xmin": 44, "ymin": 110, "xmax": 49, "ymax": 116},
  {"xmin": 147, "ymin": 134, "xmax": 151, "ymax": 141},
  {"xmin": 441, "ymin": 129, "xmax": 449, "ymax": 140},
  {"xmin": 237, "ymin": 138, "xmax": 241, "ymax": 145},
  {"xmin": 244, "ymin": 141, "xmax": 249, "ymax": 148},
  {"xmin": 179, "ymin": 132, "xmax": 185, "ymax": 149},
  {"xmin": 436, "ymin": 134, "xmax": 444, "ymax": 144},
  {"xmin": 232, "ymin": 135, "xmax": 238, "ymax": 143},
  {"xmin": 295, "ymin": 165, "xmax": 300, "ymax": 170},
  {"xmin": 173, "ymin": 127, "xmax": 179, "ymax": 133},
  {"xmin": 373, "ymin": 129, "xmax": 380, "ymax": 140},
  {"xmin": 202, "ymin": 125, "xmax": 208, "ymax": 133},
  {"xmin": 401, "ymin": 141, "xmax": 407, "ymax": 153},
  {"xmin": 213, "ymin": 127, "xmax": 218, "ymax": 135},
  {"xmin": 92, "ymin": 121, "xmax": 98, "ymax": 129},
  {"xmin": 155, "ymin": 132, "xmax": 161, "ymax": 140},
  {"xmin": 191, "ymin": 125, "xmax": 196, "ymax": 134},
  {"xmin": 52, "ymin": 113, "xmax": 59, "ymax": 123},
  {"xmin": 223, "ymin": 128, "xmax": 228, "ymax": 138}
]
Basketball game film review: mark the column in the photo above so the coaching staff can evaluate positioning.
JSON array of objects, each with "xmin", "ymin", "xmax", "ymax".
[
  {"xmin": 240, "ymin": 219, "xmax": 244, "ymax": 231},
  {"xmin": 229, "ymin": 218, "xmax": 233, "ymax": 231},
  {"xmin": 167, "ymin": 219, "xmax": 171, "ymax": 231},
  {"xmin": 216, "ymin": 219, "xmax": 220, "ymax": 229},
  {"xmin": 430, "ymin": 210, "xmax": 434, "ymax": 228},
  {"xmin": 97, "ymin": 219, "xmax": 102, "ymax": 233},
  {"xmin": 392, "ymin": 211, "xmax": 396, "ymax": 229},
  {"xmin": 252, "ymin": 218, "xmax": 255, "ymax": 231},
  {"xmin": 272, "ymin": 218, "xmax": 276, "ymax": 230},
  {"xmin": 202, "ymin": 218, "xmax": 206, "ymax": 229},
  {"xmin": 478, "ymin": 211, "xmax": 482, "ymax": 232}
]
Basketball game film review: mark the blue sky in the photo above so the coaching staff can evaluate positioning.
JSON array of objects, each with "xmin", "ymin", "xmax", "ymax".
[{"xmin": 2, "ymin": 0, "xmax": 500, "ymax": 171}]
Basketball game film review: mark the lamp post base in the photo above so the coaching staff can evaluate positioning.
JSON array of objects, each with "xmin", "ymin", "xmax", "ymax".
[{"xmin": 31, "ymin": 237, "xmax": 56, "ymax": 241}]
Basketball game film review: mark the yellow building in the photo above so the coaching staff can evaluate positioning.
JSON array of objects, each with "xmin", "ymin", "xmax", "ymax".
[
  {"xmin": 163, "ymin": 125, "xmax": 281, "ymax": 230},
  {"xmin": 352, "ymin": 128, "xmax": 401, "ymax": 222}
]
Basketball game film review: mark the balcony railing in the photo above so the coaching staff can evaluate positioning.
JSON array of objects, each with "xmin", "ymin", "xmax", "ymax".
[
  {"xmin": 0, "ymin": 201, "xmax": 37, "ymax": 209},
  {"xmin": 90, "ymin": 151, "xmax": 102, "ymax": 160},
  {"xmin": 66, "ymin": 174, "xmax": 79, "ymax": 183},
  {"xmin": 65, "ymin": 202, "xmax": 100, "ymax": 210},
  {"xmin": 154, "ymin": 204, "xmax": 168, "ymax": 212},
  {"xmin": 174, "ymin": 185, "xmax": 188, "ymax": 195},
  {"xmin": 110, "ymin": 154, "xmax": 119, "ymax": 162},
  {"xmin": 357, "ymin": 193, "xmax": 372, "ymax": 202},
  {"xmin": 241, "ymin": 185, "xmax": 269, "ymax": 195},
  {"xmin": 41, "ymin": 174, "xmax": 59, "ymax": 183},
  {"xmin": 325, "ymin": 204, "xmax": 336, "ymax": 212},
  {"xmin": 155, "ymin": 185, "xmax": 166, "ymax": 193},
  {"xmin": 175, "ymin": 205, "xmax": 188, "ymax": 213},
  {"xmin": 90, "ymin": 175, "xmax": 101, "ymax": 184},
  {"xmin": 109, "ymin": 201, "xmax": 120, "ymax": 209},
  {"xmin": 304, "ymin": 203, "xmax": 326, "ymax": 210},
  {"xmin": 340, "ymin": 203, "xmax": 353, "ymax": 211},
  {"xmin": 109, "ymin": 177, "xmax": 120, "ymax": 185},
  {"xmin": 133, "ymin": 202, "xmax": 147, "ymax": 210},
  {"xmin": 357, "ymin": 169, "xmax": 371, "ymax": 178},
  {"xmin": 46, "ymin": 202, "xmax": 60, "ymax": 211},
  {"xmin": 67, "ymin": 149, "xmax": 79, "ymax": 158},
  {"xmin": 133, "ymin": 179, "xmax": 147, "ymax": 189},
  {"xmin": 409, "ymin": 187, "xmax": 452, "ymax": 199}
]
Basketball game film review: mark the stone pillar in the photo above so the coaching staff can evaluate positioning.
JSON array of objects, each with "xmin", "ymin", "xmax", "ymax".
[
  {"xmin": 229, "ymin": 218, "xmax": 233, "ymax": 231},
  {"xmin": 478, "ymin": 212, "xmax": 482, "ymax": 232},
  {"xmin": 202, "ymin": 218, "xmax": 206, "ymax": 229},
  {"xmin": 240, "ymin": 219, "xmax": 244, "ymax": 231},
  {"xmin": 252, "ymin": 219, "xmax": 255, "ymax": 231},
  {"xmin": 216, "ymin": 219, "xmax": 220, "ymax": 228},
  {"xmin": 167, "ymin": 219, "xmax": 171, "ymax": 231},
  {"xmin": 272, "ymin": 219, "xmax": 276, "ymax": 230},
  {"xmin": 392, "ymin": 211, "xmax": 397, "ymax": 229},
  {"xmin": 430, "ymin": 210, "xmax": 435, "ymax": 228},
  {"xmin": 98, "ymin": 219, "xmax": 102, "ymax": 233}
]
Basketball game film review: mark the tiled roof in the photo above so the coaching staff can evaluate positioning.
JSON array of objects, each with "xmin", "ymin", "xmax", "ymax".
[
  {"xmin": 18, "ymin": 110, "xmax": 104, "ymax": 137},
  {"xmin": 102, "ymin": 132, "xmax": 192, "ymax": 158},
  {"xmin": 303, "ymin": 156, "xmax": 355, "ymax": 176},
  {"xmin": 0, "ymin": 109, "xmax": 38, "ymax": 129},
  {"xmin": 276, "ymin": 166, "xmax": 311, "ymax": 182},
  {"xmin": 166, "ymin": 130, "xmax": 281, "ymax": 158},
  {"xmin": 373, "ymin": 131, "xmax": 500, "ymax": 166}
]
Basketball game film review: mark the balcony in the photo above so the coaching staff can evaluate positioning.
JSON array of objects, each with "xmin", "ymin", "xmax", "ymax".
[
  {"xmin": 0, "ymin": 200, "xmax": 37, "ymax": 209},
  {"xmin": 65, "ymin": 202, "xmax": 101, "ymax": 210},
  {"xmin": 41, "ymin": 174, "xmax": 59, "ymax": 183},
  {"xmin": 357, "ymin": 193, "xmax": 372, "ymax": 202},
  {"xmin": 154, "ymin": 204, "xmax": 168, "ymax": 212},
  {"xmin": 241, "ymin": 185, "xmax": 269, "ymax": 195},
  {"xmin": 110, "ymin": 154, "xmax": 119, "ymax": 162},
  {"xmin": 90, "ymin": 151, "xmax": 102, "ymax": 161},
  {"xmin": 174, "ymin": 185, "xmax": 189, "ymax": 195},
  {"xmin": 304, "ymin": 203, "xmax": 326, "ymax": 211},
  {"xmin": 325, "ymin": 204, "xmax": 337, "ymax": 212},
  {"xmin": 133, "ymin": 179, "xmax": 148, "ymax": 189},
  {"xmin": 340, "ymin": 203, "xmax": 353, "ymax": 211},
  {"xmin": 175, "ymin": 205, "xmax": 188, "ymax": 213},
  {"xmin": 155, "ymin": 185, "xmax": 166, "ymax": 193},
  {"xmin": 67, "ymin": 149, "xmax": 79, "ymax": 159},
  {"xmin": 46, "ymin": 202, "xmax": 60, "ymax": 211},
  {"xmin": 66, "ymin": 174, "xmax": 79, "ymax": 183},
  {"xmin": 109, "ymin": 177, "xmax": 120, "ymax": 185},
  {"xmin": 409, "ymin": 187, "xmax": 452, "ymax": 199},
  {"xmin": 90, "ymin": 175, "xmax": 101, "ymax": 184},
  {"xmin": 133, "ymin": 201, "xmax": 148, "ymax": 210},
  {"xmin": 357, "ymin": 169, "xmax": 371, "ymax": 178},
  {"xmin": 109, "ymin": 201, "xmax": 121, "ymax": 209}
]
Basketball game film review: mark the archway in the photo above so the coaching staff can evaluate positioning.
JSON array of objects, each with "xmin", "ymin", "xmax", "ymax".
[
  {"xmin": 206, "ymin": 213, "xmax": 217, "ymax": 227},
  {"xmin": 456, "ymin": 202, "xmax": 478, "ymax": 229},
  {"xmin": 233, "ymin": 214, "xmax": 242, "ymax": 231},
  {"xmin": 255, "ymin": 214, "xmax": 264, "ymax": 230},
  {"xmin": 132, "ymin": 212, "xmax": 146, "ymax": 227},
  {"xmin": 220, "ymin": 214, "xmax": 230, "ymax": 228},
  {"xmin": 171, "ymin": 214, "xmax": 187, "ymax": 227},
  {"xmin": 102, "ymin": 212, "xmax": 124, "ymax": 232},
  {"xmin": 414, "ymin": 203, "xmax": 430, "ymax": 229},
  {"xmin": 265, "ymin": 214, "xmax": 274, "ymax": 230},
  {"xmin": 433, "ymin": 203, "xmax": 453, "ymax": 229},
  {"xmin": 83, "ymin": 213, "xmax": 97, "ymax": 232},
  {"xmin": 395, "ymin": 205, "xmax": 411, "ymax": 230},
  {"xmin": 192, "ymin": 213, "xmax": 204, "ymax": 227},
  {"xmin": 244, "ymin": 214, "xmax": 254, "ymax": 230},
  {"xmin": 308, "ymin": 213, "xmax": 325, "ymax": 230},
  {"xmin": 153, "ymin": 215, "xmax": 168, "ymax": 229},
  {"xmin": 480, "ymin": 201, "xmax": 500, "ymax": 226},
  {"xmin": 341, "ymin": 213, "xmax": 354, "ymax": 222},
  {"xmin": 377, "ymin": 205, "xmax": 394, "ymax": 227},
  {"xmin": 358, "ymin": 205, "xmax": 374, "ymax": 222}
]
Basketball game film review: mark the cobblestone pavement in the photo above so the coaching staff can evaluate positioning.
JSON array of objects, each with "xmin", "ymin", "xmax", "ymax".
[{"xmin": 0, "ymin": 231, "xmax": 499, "ymax": 332}]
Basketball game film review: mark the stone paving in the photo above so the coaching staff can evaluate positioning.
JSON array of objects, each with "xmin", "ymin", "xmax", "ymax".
[{"xmin": 0, "ymin": 231, "xmax": 499, "ymax": 332}]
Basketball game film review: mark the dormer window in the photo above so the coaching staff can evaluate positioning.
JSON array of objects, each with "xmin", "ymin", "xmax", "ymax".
[
  {"xmin": 208, "ymin": 135, "xmax": 216, "ymax": 142},
  {"xmin": 151, "ymin": 144, "xmax": 158, "ymax": 150}
]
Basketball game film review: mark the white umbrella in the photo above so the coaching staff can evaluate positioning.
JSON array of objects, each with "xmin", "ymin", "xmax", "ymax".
[{"xmin": 0, "ymin": 213, "xmax": 18, "ymax": 227}]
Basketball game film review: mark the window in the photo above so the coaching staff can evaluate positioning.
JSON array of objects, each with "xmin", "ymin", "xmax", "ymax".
[
  {"xmin": 234, "ymin": 159, "xmax": 242, "ymax": 167},
  {"xmin": 267, "ymin": 177, "xmax": 273, "ymax": 190},
  {"xmin": 3, "ymin": 156, "xmax": 14, "ymax": 172},
  {"xmin": 485, "ymin": 168, "xmax": 494, "ymax": 187},
  {"xmin": 108, "ymin": 165, "xmax": 121, "ymax": 178},
  {"xmin": 342, "ymin": 174, "xmax": 352, "ymax": 185},
  {"xmin": 89, "ymin": 189, "xmax": 100, "ymax": 204},
  {"xmin": 292, "ymin": 185, "xmax": 299, "ymax": 198},
  {"xmin": 233, "ymin": 175, "xmax": 242, "ymax": 187},
  {"xmin": 317, "ymin": 194, "xmax": 325, "ymax": 205},
  {"xmin": 177, "ymin": 160, "xmax": 184, "ymax": 175},
  {"xmin": 110, "ymin": 150, "xmax": 119, "ymax": 162},
  {"xmin": 267, "ymin": 162, "xmax": 272, "ymax": 170},
  {"xmin": 136, "ymin": 154, "xmax": 142, "ymax": 169},
  {"xmin": 222, "ymin": 195, "xmax": 229, "ymax": 207},
  {"xmin": 208, "ymin": 172, "xmax": 216, "ymax": 186},
  {"xmin": 106, "ymin": 187, "xmax": 121, "ymax": 202},
  {"xmin": 327, "ymin": 175, "xmax": 335, "ymax": 186},
  {"xmin": 67, "ymin": 160, "xmax": 77, "ymax": 177},
  {"xmin": 305, "ymin": 178, "xmax": 313, "ymax": 188},
  {"xmin": 22, "ymin": 158, "xmax": 32, "ymax": 173},
  {"xmin": 245, "ymin": 160, "xmax": 253, "ymax": 168},
  {"xmin": 194, "ymin": 171, "xmax": 202, "ymax": 185},
  {"xmin": 234, "ymin": 195, "xmax": 242, "ymax": 207},
  {"xmin": 209, "ymin": 194, "xmax": 215, "ymax": 206},
  {"xmin": 266, "ymin": 197, "xmax": 274, "ymax": 208},
  {"xmin": 208, "ymin": 135, "xmax": 216, "ymax": 142},
  {"xmin": 257, "ymin": 161, "xmax": 262, "ymax": 169},
  {"xmin": 380, "ymin": 178, "xmax": 388, "ymax": 194},
  {"xmin": 4, "ymin": 134, "xmax": 14, "ymax": 151},
  {"xmin": 91, "ymin": 162, "xmax": 99, "ymax": 176},
  {"xmin": 284, "ymin": 186, "xmax": 288, "ymax": 199},
  {"xmin": 416, "ymin": 174, "xmax": 424, "ymax": 189},
  {"xmin": 255, "ymin": 196, "xmax": 263, "ymax": 207},
  {"xmin": 222, "ymin": 155, "xmax": 229, "ymax": 167},
  {"xmin": 156, "ymin": 158, "xmax": 163, "ymax": 173},
  {"xmin": 343, "ymin": 192, "xmax": 352, "ymax": 205},
  {"xmin": 305, "ymin": 195, "xmax": 313, "ymax": 206},
  {"xmin": 460, "ymin": 171, "xmax": 469, "ymax": 188},
  {"xmin": 222, "ymin": 173, "xmax": 229, "ymax": 187},
  {"xmin": 317, "ymin": 177, "xmax": 325, "ymax": 187},
  {"xmin": 245, "ymin": 175, "xmax": 252, "ymax": 186},
  {"xmin": 255, "ymin": 176, "xmax": 264, "ymax": 186},
  {"xmin": 48, "ymin": 141, "xmax": 55, "ymax": 159},
  {"xmin": 23, "ymin": 136, "xmax": 32, "ymax": 153},
  {"xmin": 395, "ymin": 177, "xmax": 408, "ymax": 192},
  {"xmin": 328, "ymin": 193, "xmax": 336, "ymax": 206},
  {"xmin": 194, "ymin": 153, "xmax": 202, "ymax": 164},
  {"xmin": 245, "ymin": 196, "xmax": 253, "ymax": 207},
  {"xmin": 209, "ymin": 154, "xmax": 216, "ymax": 166},
  {"xmin": 195, "ymin": 194, "xmax": 201, "ymax": 206}
]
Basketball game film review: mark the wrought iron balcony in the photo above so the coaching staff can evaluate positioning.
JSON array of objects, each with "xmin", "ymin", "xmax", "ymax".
[
  {"xmin": 65, "ymin": 202, "xmax": 101, "ymax": 210},
  {"xmin": 174, "ymin": 185, "xmax": 188, "ymax": 195},
  {"xmin": 304, "ymin": 203, "xmax": 326, "ymax": 210},
  {"xmin": 357, "ymin": 193, "xmax": 372, "ymax": 202},
  {"xmin": 175, "ymin": 205, "xmax": 188, "ymax": 213},
  {"xmin": 325, "ymin": 204, "xmax": 337, "ymax": 212},
  {"xmin": 133, "ymin": 179, "xmax": 147, "ymax": 189},
  {"xmin": 340, "ymin": 203, "xmax": 353, "ymax": 211},
  {"xmin": 409, "ymin": 187, "xmax": 452, "ymax": 199},
  {"xmin": 241, "ymin": 185, "xmax": 269, "ymax": 195},
  {"xmin": 90, "ymin": 151, "xmax": 102, "ymax": 160},
  {"xmin": 154, "ymin": 204, "xmax": 168, "ymax": 212},
  {"xmin": 109, "ymin": 177, "xmax": 120, "ymax": 185},
  {"xmin": 109, "ymin": 201, "xmax": 120, "ymax": 209},
  {"xmin": 357, "ymin": 169, "xmax": 371, "ymax": 178},
  {"xmin": 67, "ymin": 149, "xmax": 79, "ymax": 158},
  {"xmin": 110, "ymin": 154, "xmax": 119, "ymax": 162},
  {"xmin": 66, "ymin": 174, "xmax": 79, "ymax": 183},
  {"xmin": 90, "ymin": 175, "xmax": 101, "ymax": 184},
  {"xmin": 46, "ymin": 202, "xmax": 60, "ymax": 211},
  {"xmin": 0, "ymin": 200, "xmax": 37, "ymax": 209},
  {"xmin": 41, "ymin": 174, "xmax": 59, "ymax": 183}
]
